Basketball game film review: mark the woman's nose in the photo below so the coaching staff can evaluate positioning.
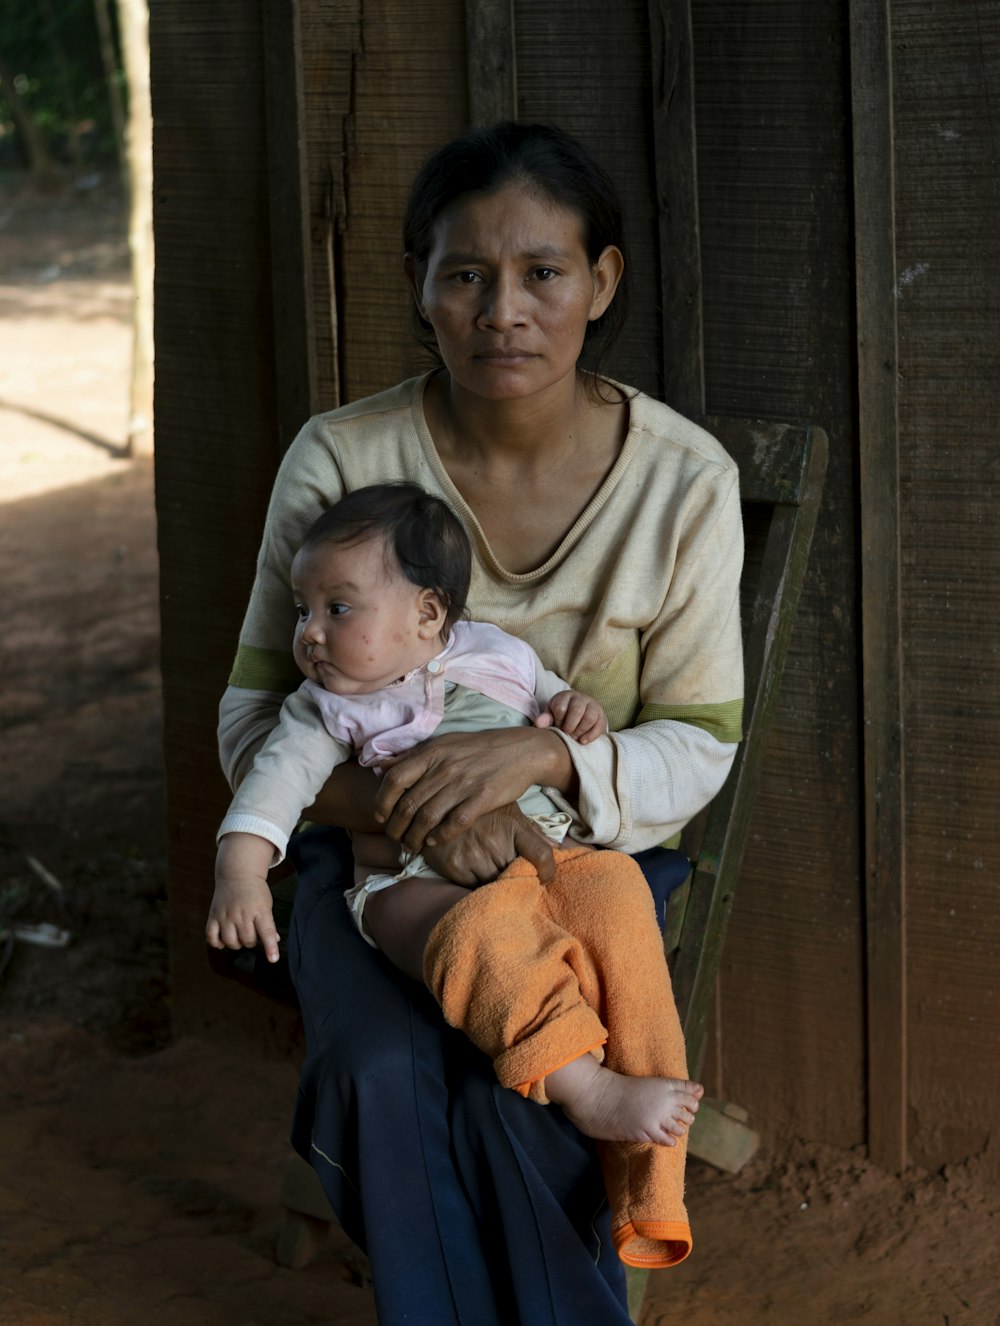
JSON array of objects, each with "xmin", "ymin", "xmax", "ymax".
[{"xmin": 479, "ymin": 273, "xmax": 526, "ymax": 329}]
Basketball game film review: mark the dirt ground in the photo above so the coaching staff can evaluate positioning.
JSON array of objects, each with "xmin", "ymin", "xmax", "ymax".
[{"xmin": 0, "ymin": 174, "xmax": 995, "ymax": 1326}]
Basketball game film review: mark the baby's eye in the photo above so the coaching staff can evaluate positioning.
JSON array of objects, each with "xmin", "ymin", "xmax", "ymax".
[
  {"xmin": 294, "ymin": 602, "xmax": 308, "ymax": 621},
  {"xmin": 328, "ymin": 602, "xmax": 350, "ymax": 616}
]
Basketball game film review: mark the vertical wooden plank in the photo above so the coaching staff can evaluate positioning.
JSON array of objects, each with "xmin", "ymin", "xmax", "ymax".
[
  {"xmin": 334, "ymin": 0, "xmax": 469, "ymax": 403},
  {"xmin": 892, "ymin": 2, "xmax": 1000, "ymax": 1170},
  {"xmin": 298, "ymin": 0, "xmax": 363, "ymax": 412},
  {"xmin": 465, "ymin": 0, "xmax": 516, "ymax": 124},
  {"xmin": 850, "ymin": 0, "xmax": 907, "ymax": 1173},
  {"xmin": 648, "ymin": 0, "xmax": 704, "ymax": 416},
  {"xmin": 262, "ymin": 0, "xmax": 318, "ymax": 451},
  {"xmin": 692, "ymin": 0, "xmax": 864, "ymax": 1149},
  {"xmin": 515, "ymin": 0, "xmax": 662, "ymax": 395},
  {"xmin": 151, "ymin": 0, "xmax": 300, "ymax": 1046}
]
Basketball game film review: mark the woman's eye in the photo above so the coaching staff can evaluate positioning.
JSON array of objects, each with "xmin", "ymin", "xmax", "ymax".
[
  {"xmin": 532, "ymin": 266, "xmax": 558, "ymax": 281},
  {"xmin": 452, "ymin": 270, "xmax": 482, "ymax": 285}
]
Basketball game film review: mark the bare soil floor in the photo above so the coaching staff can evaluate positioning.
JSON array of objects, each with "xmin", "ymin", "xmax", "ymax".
[{"xmin": 0, "ymin": 174, "xmax": 995, "ymax": 1326}]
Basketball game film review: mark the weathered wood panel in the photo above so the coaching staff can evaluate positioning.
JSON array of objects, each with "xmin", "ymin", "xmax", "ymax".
[
  {"xmin": 648, "ymin": 0, "xmax": 705, "ymax": 417},
  {"xmin": 150, "ymin": 0, "xmax": 299, "ymax": 1043},
  {"xmin": 320, "ymin": 0, "xmax": 469, "ymax": 406},
  {"xmin": 515, "ymin": 0, "xmax": 663, "ymax": 398},
  {"xmin": 892, "ymin": 0, "xmax": 1000, "ymax": 1169},
  {"xmin": 851, "ymin": 0, "xmax": 908, "ymax": 1175},
  {"xmin": 692, "ymin": 1, "xmax": 865, "ymax": 1146},
  {"xmin": 297, "ymin": 0, "xmax": 468, "ymax": 415}
]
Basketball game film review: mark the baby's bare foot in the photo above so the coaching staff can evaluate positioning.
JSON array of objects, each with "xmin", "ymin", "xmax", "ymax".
[{"xmin": 546, "ymin": 1055, "xmax": 703, "ymax": 1144}]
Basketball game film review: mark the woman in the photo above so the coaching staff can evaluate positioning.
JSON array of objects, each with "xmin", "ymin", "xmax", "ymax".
[{"xmin": 218, "ymin": 121, "xmax": 744, "ymax": 1324}]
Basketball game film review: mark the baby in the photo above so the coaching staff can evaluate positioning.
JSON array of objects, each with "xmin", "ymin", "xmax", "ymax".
[{"xmin": 208, "ymin": 483, "xmax": 701, "ymax": 1267}]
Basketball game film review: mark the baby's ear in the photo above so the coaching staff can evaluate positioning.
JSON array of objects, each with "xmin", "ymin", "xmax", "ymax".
[{"xmin": 417, "ymin": 588, "xmax": 448, "ymax": 637}]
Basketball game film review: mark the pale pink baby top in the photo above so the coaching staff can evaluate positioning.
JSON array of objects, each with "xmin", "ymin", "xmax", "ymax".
[{"xmin": 304, "ymin": 619, "xmax": 567, "ymax": 769}]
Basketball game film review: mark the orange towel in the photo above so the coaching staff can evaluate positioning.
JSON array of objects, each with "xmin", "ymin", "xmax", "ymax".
[{"xmin": 423, "ymin": 844, "xmax": 693, "ymax": 1268}]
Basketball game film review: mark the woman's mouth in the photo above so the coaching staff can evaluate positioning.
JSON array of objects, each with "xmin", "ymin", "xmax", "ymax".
[{"xmin": 475, "ymin": 348, "xmax": 535, "ymax": 362}]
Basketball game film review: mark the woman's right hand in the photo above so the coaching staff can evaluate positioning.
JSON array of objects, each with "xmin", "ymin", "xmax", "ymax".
[{"xmin": 420, "ymin": 804, "xmax": 556, "ymax": 886}]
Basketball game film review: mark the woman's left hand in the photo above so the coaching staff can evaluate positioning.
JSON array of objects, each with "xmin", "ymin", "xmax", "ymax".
[{"xmin": 374, "ymin": 727, "xmax": 572, "ymax": 854}]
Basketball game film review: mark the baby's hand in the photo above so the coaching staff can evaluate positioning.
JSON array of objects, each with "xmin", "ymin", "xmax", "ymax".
[
  {"xmin": 534, "ymin": 690, "xmax": 608, "ymax": 745},
  {"xmin": 206, "ymin": 834, "xmax": 281, "ymax": 963}
]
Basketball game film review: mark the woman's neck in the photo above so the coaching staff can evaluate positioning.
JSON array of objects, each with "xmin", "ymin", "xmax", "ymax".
[{"xmin": 428, "ymin": 371, "xmax": 592, "ymax": 473}]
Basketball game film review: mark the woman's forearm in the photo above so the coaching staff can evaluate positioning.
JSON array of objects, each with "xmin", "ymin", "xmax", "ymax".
[{"xmin": 524, "ymin": 726, "xmax": 578, "ymax": 799}]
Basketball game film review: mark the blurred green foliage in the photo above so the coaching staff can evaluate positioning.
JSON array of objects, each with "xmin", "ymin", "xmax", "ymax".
[{"xmin": 0, "ymin": 0, "xmax": 121, "ymax": 166}]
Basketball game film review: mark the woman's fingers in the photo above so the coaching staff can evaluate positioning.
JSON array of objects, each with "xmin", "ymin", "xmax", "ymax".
[
  {"xmin": 420, "ymin": 806, "xmax": 554, "ymax": 886},
  {"xmin": 374, "ymin": 731, "xmax": 542, "ymax": 852},
  {"xmin": 376, "ymin": 761, "xmax": 475, "ymax": 850},
  {"xmin": 512, "ymin": 818, "xmax": 556, "ymax": 882}
]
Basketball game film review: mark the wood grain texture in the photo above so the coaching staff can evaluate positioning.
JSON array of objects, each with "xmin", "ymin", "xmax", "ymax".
[
  {"xmin": 466, "ymin": 0, "xmax": 516, "ymax": 124},
  {"xmin": 691, "ymin": 0, "xmax": 865, "ymax": 1145},
  {"xmin": 515, "ymin": 0, "xmax": 663, "ymax": 397},
  {"xmin": 263, "ymin": 0, "xmax": 318, "ymax": 450},
  {"xmin": 151, "ymin": 0, "xmax": 297, "ymax": 1042},
  {"xmin": 648, "ymin": 0, "xmax": 704, "ymax": 416},
  {"xmin": 891, "ymin": 0, "xmax": 1000, "ymax": 1168},
  {"xmin": 850, "ymin": 0, "xmax": 907, "ymax": 1175},
  {"xmin": 323, "ymin": 0, "xmax": 468, "ymax": 405}
]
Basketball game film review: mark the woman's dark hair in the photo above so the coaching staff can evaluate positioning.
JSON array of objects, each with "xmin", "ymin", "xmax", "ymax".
[
  {"xmin": 300, "ymin": 483, "xmax": 471, "ymax": 634},
  {"xmin": 403, "ymin": 121, "xmax": 630, "ymax": 381}
]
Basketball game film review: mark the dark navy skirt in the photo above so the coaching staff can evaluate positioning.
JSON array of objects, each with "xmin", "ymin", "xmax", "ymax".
[{"xmin": 287, "ymin": 826, "xmax": 689, "ymax": 1326}]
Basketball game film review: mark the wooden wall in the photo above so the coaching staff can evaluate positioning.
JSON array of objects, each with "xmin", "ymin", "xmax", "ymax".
[
  {"xmin": 891, "ymin": 0, "xmax": 1000, "ymax": 1168},
  {"xmin": 150, "ymin": 0, "xmax": 999, "ymax": 1165},
  {"xmin": 151, "ymin": 0, "xmax": 292, "ymax": 1044}
]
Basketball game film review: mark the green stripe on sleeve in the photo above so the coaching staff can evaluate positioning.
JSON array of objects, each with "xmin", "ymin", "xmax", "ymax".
[
  {"xmin": 636, "ymin": 698, "xmax": 744, "ymax": 744},
  {"xmin": 228, "ymin": 644, "xmax": 303, "ymax": 694}
]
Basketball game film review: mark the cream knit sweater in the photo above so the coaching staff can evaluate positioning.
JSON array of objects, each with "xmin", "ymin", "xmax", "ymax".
[{"xmin": 219, "ymin": 374, "xmax": 744, "ymax": 852}]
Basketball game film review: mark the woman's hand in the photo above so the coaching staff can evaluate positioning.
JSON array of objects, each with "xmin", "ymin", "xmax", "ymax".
[
  {"xmin": 374, "ymin": 727, "xmax": 573, "ymax": 854},
  {"xmin": 420, "ymin": 804, "xmax": 556, "ymax": 886}
]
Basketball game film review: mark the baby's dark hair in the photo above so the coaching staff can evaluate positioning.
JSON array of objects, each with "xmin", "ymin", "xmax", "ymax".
[{"xmin": 299, "ymin": 483, "xmax": 471, "ymax": 633}]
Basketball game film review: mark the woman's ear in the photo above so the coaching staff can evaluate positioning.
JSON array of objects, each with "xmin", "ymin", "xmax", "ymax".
[
  {"xmin": 416, "ymin": 588, "xmax": 448, "ymax": 639},
  {"xmin": 403, "ymin": 254, "xmax": 428, "ymax": 321},
  {"xmin": 588, "ymin": 245, "xmax": 625, "ymax": 321}
]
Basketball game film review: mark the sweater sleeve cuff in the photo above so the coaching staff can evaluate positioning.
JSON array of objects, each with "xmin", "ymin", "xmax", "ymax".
[
  {"xmin": 216, "ymin": 813, "xmax": 289, "ymax": 867},
  {"xmin": 544, "ymin": 729, "xmax": 625, "ymax": 845}
]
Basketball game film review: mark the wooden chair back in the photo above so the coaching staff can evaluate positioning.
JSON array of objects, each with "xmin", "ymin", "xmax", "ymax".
[{"xmin": 665, "ymin": 417, "xmax": 829, "ymax": 1080}]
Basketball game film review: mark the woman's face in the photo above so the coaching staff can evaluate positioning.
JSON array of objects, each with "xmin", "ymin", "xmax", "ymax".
[{"xmin": 407, "ymin": 183, "xmax": 623, "ymax": 404}]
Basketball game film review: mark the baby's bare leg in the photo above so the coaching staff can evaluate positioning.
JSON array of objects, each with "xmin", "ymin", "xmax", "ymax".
[
  {"xmin": 546, "ymin": 1054, "xmax": 703, "ymax": 1145},
  {"xmin": 363, "ymin": 876, "xmax": 470, "ymax": 982}
]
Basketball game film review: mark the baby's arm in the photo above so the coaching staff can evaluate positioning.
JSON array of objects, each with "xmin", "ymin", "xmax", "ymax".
[
  {"xmin": 537, "ymin": 690, "xmax": 608, "ymax": 745},
  {"xmin": 529, "ymin": 654, "xmax": 608, "ymax": 747},
  {"xmin": 207, "ymin": 832, "xmax": 281, "ymax": 963}
]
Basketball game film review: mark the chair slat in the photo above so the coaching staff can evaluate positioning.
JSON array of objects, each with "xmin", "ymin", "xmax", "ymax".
[{"xmin": 670, "ymin": 420, "xmax": 829, "ymax": 1078}]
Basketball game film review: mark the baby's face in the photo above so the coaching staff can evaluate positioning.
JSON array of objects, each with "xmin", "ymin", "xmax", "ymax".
[{"xmin": 291, "ymin": 536, "xmax": 445, "ymax": 695}]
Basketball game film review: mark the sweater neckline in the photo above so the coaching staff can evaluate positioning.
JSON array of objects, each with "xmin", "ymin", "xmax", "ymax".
[{"xmin": 408, "ymin": 371, "xmax": 642, "ymax": 584}]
